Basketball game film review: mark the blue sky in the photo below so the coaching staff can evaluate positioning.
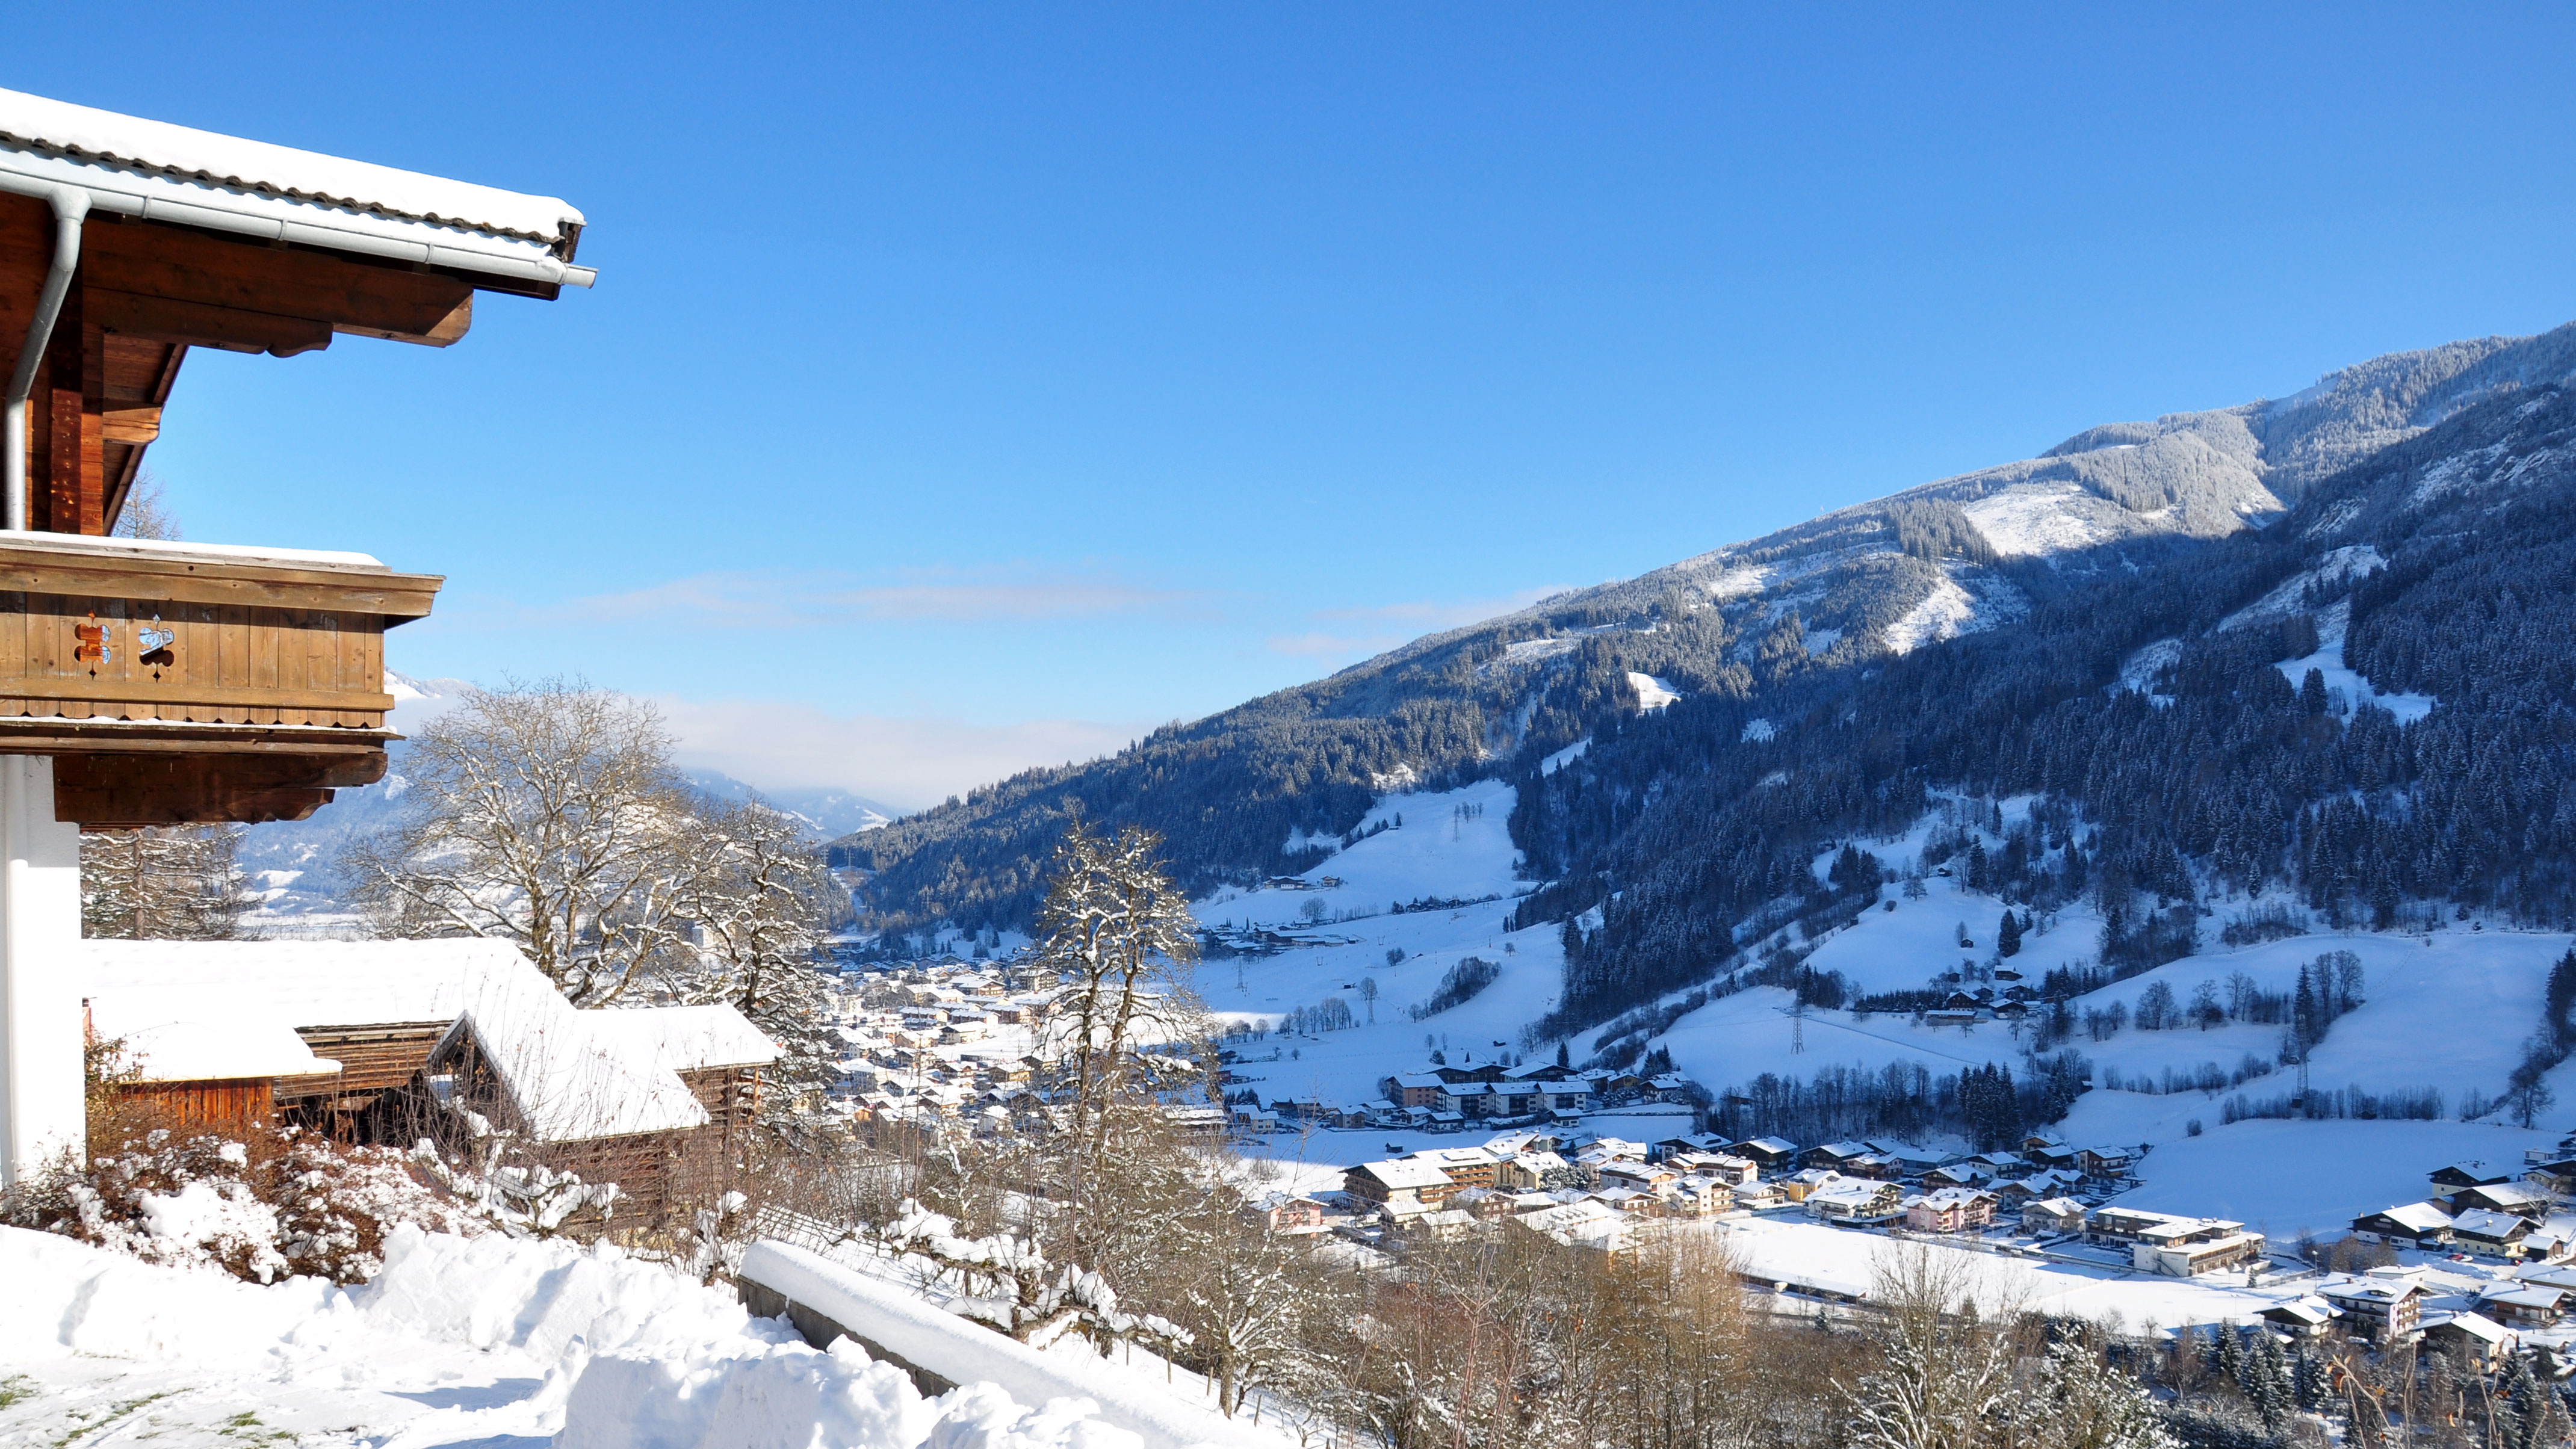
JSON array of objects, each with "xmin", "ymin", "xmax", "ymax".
[{"xmin": 11, "ymin": 5, "xmax": 2575, "ymax": 809}]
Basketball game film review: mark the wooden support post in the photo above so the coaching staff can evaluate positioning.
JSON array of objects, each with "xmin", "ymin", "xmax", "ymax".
[{"xmin": 0, "ymin": 756, "xmax": 84, "ymax": 1186}]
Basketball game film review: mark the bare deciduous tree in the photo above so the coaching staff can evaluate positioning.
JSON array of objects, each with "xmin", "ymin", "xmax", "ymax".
[
  {"xmin": 1029, "ymin": 821, "xmax": 1204, "ymax": 1146},
  {"xmin": 344, "ymin": 680, "xmax": 703, "ymax": 1006}
]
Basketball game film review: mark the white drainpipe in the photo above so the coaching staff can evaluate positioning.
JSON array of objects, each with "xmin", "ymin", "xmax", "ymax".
[{"xmin": 3, "ymin": 185, "xmax": 92, "ymax": 532}]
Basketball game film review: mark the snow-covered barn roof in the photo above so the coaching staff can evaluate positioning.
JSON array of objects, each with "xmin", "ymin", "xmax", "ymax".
[
  {"xmin": 590, "ymin": 1004, "xmax": 781, "ymax": 1072},
  {"xmin": 79, "ymin": 939, "xmax": 776, "ymax": 1142},
  {"xmin": 438, "ymin": 1003, "xmax": 710, "ymax": 1144},
  {"xmin": 0, "ymin": 87, "xmax": 593, "ymax": 291}
]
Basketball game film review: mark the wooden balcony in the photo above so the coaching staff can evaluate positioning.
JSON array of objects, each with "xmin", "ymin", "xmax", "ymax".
[{"xmin": 0, "ymin": 531, "xmax": 442, "ymax": 826}]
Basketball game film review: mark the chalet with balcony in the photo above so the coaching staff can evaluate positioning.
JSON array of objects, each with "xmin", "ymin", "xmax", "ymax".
[
  {"xmin": 1904, "ymin": 1187, "xmax": 1995, "ymax": 1234},
  {"xmin": 2321, "ymin": 1272, "xmax": 2427, "ymax": 1343},
  {"xmin": 2351, "ymin": 1202, "xmax": 2456, "ymax": 1249}
]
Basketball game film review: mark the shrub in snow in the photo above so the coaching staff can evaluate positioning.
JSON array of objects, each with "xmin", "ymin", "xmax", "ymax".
[{"xmin": 4, "ymin": 1126, "xmax": 483, "ymax": 1284}]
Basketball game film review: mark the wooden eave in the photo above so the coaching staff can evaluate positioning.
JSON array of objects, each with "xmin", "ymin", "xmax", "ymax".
[{"xmin": 2, "ymin": 190, "xmax": 554, "ymax": 536}]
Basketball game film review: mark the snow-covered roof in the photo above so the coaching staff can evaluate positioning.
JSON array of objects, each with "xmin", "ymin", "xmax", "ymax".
[
  {"xmin": 2363, "ymin": 1201, "xmax": 2457, "ymax": 1233},
  {"xmin": 2450, "ymin": 1209, "xmax": 2531, "ymax": 1240},
  {"xmin": 81, "ymin": 938, "xmax": 776, "ymax": 1143},
  {"xmin": 1353, "ymin": 1158, "xmax": 1456, "ymax": 1191},
  {"xmin": 444, "ymin": 1003, "xmax": 708, "ymax": 1144},
  {"xmin": 592, "ymin": 1004, "xmax": 781, "ymax": 1071},
  {"xmin": 2424, "ymin": 1311, "xmax": 2515, "ymax": 1346},
  {"xmin": 0, "ymin": 86, "xmax": 592, "ymax": 290},
  {"xmin": 110, "ymin": 1016, "xmax": 332, "ymax": 1084},
  {"xmin": 84, "ymin": 938, "xmax": 543, "ymax": 1046}
]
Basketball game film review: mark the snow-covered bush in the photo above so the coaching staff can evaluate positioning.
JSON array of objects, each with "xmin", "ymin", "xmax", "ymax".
[{"xmin": 5, "ymin": 1126, "xmax": 483, "ymax": 1284}]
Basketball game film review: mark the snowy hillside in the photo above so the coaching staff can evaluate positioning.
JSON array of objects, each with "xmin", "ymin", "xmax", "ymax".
[
  {"xmin": 843, "ymin": 320, "xmax": 2576, "ymax": 937},
  {"xmin": 1206, "ymin": 772, "xmax": 2576, "ymax": 1243}
]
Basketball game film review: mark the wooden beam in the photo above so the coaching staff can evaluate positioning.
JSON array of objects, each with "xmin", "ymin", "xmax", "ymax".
[
  {"xmin": 334, "ymin": 292, "xmax": 472, "ymax": 348},
  {"xmin": 52, "ymin": 749, "xmax": 387, "ymax": 827},
  {"xmin": 0, "ymin": 678, "xmax": 397, "ymax": 712},
  {"xmin": 0, "ymin": 551, "xmax": 442, "ymax": 619},
  {"xmin": 42, "ymin": 290, "xmax": 103, "ymax": 534},
  {"xmin": 101, "ymin": 339, "xmax": 182, "ymax": 534},
  {"xmin": 87, "ymin": 287, "xmax": 332, "ymax": 358},
  {"xmin": 101, "ymin": 405, "xmax": 159, "ymax": 445},
  {"xmin": 84, "ymin": 217, "xmax": 472, "ymax": 339}
]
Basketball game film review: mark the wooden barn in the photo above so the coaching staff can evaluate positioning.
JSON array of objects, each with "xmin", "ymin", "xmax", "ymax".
[{"xmin": 79, "ymin": 939, "xmax": 776, "ymax": 1222}]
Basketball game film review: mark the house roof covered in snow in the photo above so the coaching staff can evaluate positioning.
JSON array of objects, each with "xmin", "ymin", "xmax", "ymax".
[
  {"xmin": 0, "ymin": 86, "xmax": 592, "ymax": 291},
  {"xmin": 1352, "ymin": 1158, "xmax": 1456, "ymax": 1192},
  {"xmin": 2362, "ymin": 1202, "xmax": 2457, "ymax": 1233}
]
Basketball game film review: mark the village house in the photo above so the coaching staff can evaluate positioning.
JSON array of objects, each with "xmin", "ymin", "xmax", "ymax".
[
  {"xmin": 1514, "ymin": 1199, "xmax": 1633, "ymax": 1255},
  {"xmin": 2321, "ymin": 1271, "xmax": 2427, "ymax": 1343},
  {"xmin": 2442, "ymin": 1181, "xmax": 2552, "ymax": 1221},
  {"xmin": 1904, "ymin": 1188, "xmax": 1995, "ymax": 1234},
  {"xmin": 1659, "ymin": 1175, "xmax": 1736, "ymax": 1217},
  {"xmin": 1417, "ymin": 1146, "xmax": 1504, "ymax": 1189},
  {"xmin": 1778, "ymin": 1167, "xmax": 1844, "ymax": 1202},
  {"xmin": 1598, "ymin": 1160, "xmax": 1680, "ymax": 1196},
  {"xmin": 2474, "ymin": 1282, "xmax": 2568, "ymax": 1330},
  {"xmin": 2350, "ymin": 1202, "xmax": 2457, "ymax": 1249},
  {"xmin": 2424, "ymin": 1312, "xmax": 2518, "ymax": 1368},
  {"xmin": 2021, "ymin": 1197, "xmax": 2090, "ymax": 1237},
  {"xmin": 1806, "ymin": 1178, "xmax": 1904, "ymax": 1226},
  {"xmin": 1728, "ymin": 1137, "xmax": 1800, "ymax": 1171},
  {"xmin": 2451, "ymin": 1208, "xmax": 2537, "ymax": 1259},
  {"xmin": 2077, "ymin": 1146, "xmax": 2136, "ymax": 1181},
  {"xmin": 1495, "ymin": 1150, "xmax": 1571, "ymax": 1190},
  {"xmin": 2430, "ymin": 1162, "xmax": 2513, "ymax": 1191},
  {"xmin": 1667, "ymin": 1151, "xmax": 1760, "ymax": 1185},
  {"xmin": 1653, "ymin": 1132, "xmax": 1732, "ymax": 1161},
  {"xmin": 1801, "ymin": 1140, "xmax": 1871, "ymax": 1172},
  {"xmin": 2258, "ymin": 1299, "xmax": 2339, "ymax": 1338},
  {"xmin": 1386, "ymin": 1072, "xmax": 1447, "ymax": 1109},
  {"xmin": 1343, "ymin": 1158, "xmax": 1458, "ymax": 1217},
  {"xmin": 1404, "ymin": 1208, "xmax": 1479, "ymax": 1242},
  {"xmin": 2524, "ymin": 1157, "xmax": 2576, "ymax": 1198},
  {"xmin": 2130, "ymin": 1218, "xmax": 2264, "ymax": 1278}
]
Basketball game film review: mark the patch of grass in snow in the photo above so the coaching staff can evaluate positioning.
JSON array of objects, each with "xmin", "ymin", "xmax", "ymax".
[
  {"xmin": 0, "ymin": 1374, "xmax": 34, "ymax": 1408},
  {"xmin": 46, "ymin": 1390, "xmax": 169, "ymax": 1447},
  {"xmin": 217, "ymin": 1408, "xmax": 296, "ymax": 1442}
]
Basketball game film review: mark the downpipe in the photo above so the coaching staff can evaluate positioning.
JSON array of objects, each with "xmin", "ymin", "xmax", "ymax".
[{"xmin": 3, "ymin": 185, "xmax": 91, "ymax": 532}]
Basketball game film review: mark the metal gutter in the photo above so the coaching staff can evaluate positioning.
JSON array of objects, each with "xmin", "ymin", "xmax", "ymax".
[{"xmin": 2, "ymin": 184, "xmax": 88, "ymax": 532}]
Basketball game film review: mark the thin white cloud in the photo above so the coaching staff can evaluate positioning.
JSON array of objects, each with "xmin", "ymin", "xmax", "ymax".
[
  {"xmin": 462, "ymin": 564, "xmax": 1213, "ymax": 630},
  {"xmin": 1310, "ymin": 585, "xmax": 1570, "ymax": 629},
  {"xmin": 1269, "ymin": 585, "xmax": 1573, "ymax": 660},
  {"xmin": 652, "ymin": 694, "xmax": 1150, "ymax": 812}
]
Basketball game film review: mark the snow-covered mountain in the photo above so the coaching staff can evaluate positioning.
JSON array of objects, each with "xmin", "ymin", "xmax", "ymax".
[{"xmin": 842, "ymin": 320, "xmax": 2576, "ymax": 934}]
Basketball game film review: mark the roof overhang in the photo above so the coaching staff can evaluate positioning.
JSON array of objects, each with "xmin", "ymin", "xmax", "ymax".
[{"xmin": 0, "ymin": 87, "xmax": 593, "ymax": 295}]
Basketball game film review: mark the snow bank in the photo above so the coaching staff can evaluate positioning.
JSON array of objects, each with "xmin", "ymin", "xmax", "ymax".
[
  {"xmin": 559, "ymin": 1337, "xmax": 1148, "ymax": 1449},
  {"xmin": 738, "ymin": 1240, "xmax": 1281, "ymax": 1449},
  {"xmin": 1, "ymin": 1223, "xmax": 1203, "ymax": 1448}
]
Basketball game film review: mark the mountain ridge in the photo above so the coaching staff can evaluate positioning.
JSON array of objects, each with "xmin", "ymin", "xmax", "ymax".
[{"xmin": 837, "ymin": 320, "xmax": 2576, "ymax": 945}]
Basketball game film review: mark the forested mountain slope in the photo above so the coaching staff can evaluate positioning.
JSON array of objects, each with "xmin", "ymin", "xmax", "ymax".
[{"xmin": 839, "ymin": 323, "xmax": 2576, "ymax": 1011}]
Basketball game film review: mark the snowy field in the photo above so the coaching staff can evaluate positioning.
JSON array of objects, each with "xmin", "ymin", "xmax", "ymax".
[{"xmin": 1710, "ymin": 1217, "xmax": 2285, "ymax": 1329}]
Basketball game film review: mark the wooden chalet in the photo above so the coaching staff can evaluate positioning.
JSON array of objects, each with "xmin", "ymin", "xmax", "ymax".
[{"xmin": 0, "ymin": 86, "xmax": 592, "ymax": 1183}]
